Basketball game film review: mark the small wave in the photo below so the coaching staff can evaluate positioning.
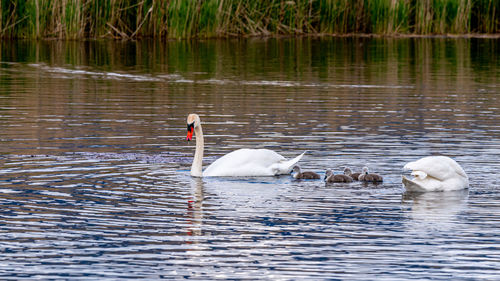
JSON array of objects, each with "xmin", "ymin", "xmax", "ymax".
[
  {"xmin": 29, "ymin": 64, "xmax": 162, "ymax": 82},
  {"xmin": 28, "ymin": 63, "xmax": 414, "ymax": 89}
]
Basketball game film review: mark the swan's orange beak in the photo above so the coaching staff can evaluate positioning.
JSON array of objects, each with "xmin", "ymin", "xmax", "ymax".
[{"xmin": 186, "ymin": 123, "xmax": 194, "ymax": 141}]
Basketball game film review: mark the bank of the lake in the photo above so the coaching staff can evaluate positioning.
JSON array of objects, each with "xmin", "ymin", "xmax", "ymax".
[{"xmin": 0, "ymin": 0, "xmax": 498, "ymax": 39}]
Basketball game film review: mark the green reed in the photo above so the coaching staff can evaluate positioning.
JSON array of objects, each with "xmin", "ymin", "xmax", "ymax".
[{"xmin": 0, "ymin": 0, "xmax": 497, "ymax": 39}]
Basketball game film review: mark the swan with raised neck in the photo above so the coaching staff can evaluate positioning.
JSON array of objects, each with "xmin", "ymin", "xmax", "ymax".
[{"xmin": 186, "ymin": 113, "xmax": 305, "ymax": 177}]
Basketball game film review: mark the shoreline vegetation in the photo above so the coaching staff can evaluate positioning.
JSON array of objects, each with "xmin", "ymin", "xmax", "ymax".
[{"xmin": 0, "ymin": 0, "xmax": 498, "ymax": 40}]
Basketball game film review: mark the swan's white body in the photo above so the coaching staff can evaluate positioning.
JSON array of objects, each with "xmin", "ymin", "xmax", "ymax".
[
  {"xmin": 187, "ymin": 114, "xmax": 305, "ymax": 177},
  {"xmin": 402, "ymin": 156, "xmax": 469, "ymax": 192},
  {"xmin": 203, "ymin": 148, "xmax": 305, "ymax": 177}
]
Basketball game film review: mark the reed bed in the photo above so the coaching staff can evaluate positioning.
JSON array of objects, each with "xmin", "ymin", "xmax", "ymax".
[{"xmin": 0, "ymin": 0, "xmax": 498, "ymax": 39}]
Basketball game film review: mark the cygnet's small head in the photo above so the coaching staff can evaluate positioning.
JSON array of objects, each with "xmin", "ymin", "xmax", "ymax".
[
  {"xmin": 291, "ymin": 165, "xmax": 301, "ymax": 178},
  {"xmin": 362, "ymin": 166, "xmax": 369, "ymax": 174},
  {"xmin": 186, "ymin": 114, "xmax": 201, "ymax": 141},
  {"xmin": 324, "ymin": 169, "xmax": 333, "ymax": 180},
  {"xmin": 344, "ymin": 167, "xmax": 352, "ymax": 176},
  {"xmin": 292, "ymin": 165, "xmax": 301, "ymax": 173}
]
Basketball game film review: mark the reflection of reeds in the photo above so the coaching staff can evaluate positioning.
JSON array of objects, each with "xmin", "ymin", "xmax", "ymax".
[
  {"xmin": 0, "ymin": 0, "xmax": 498, "ymax": 39},
  {"xmin": 0, "ymin": 38, "xmax": 497, "ymax": 145}
]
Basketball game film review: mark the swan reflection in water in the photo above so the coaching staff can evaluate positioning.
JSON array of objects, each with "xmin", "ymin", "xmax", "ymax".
[
  {"xmin": 402, "ymin": 190, "xmax": 469, "ymax": 231},
  {"xmin": 185, "ymin": 177, "xmax": 284, "ymax": 235},
  {"xmin": 186, "ymin": 177, "xmax": 205, "ymax": 238}
]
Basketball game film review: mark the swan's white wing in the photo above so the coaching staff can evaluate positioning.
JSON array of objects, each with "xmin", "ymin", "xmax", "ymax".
[
  {"xmin": 441, "ymin": 156, "xmax": 468, "ymax": 179},
  {"xmin": 203, "ymin": 149, "xmax": 302, "ymax": 177},
  {"xmin": 404, "ymin": 156, "xmax": 467, "ymax": 181}
]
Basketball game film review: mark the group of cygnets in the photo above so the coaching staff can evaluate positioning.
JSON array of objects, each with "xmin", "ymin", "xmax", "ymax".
[{"xmin": 292, "ymin": 165, "xmax": 383, "ymax": 183}]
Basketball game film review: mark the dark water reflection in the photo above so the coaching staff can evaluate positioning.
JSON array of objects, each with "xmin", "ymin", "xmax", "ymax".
[{"xmin": 0, "ymin": 38, "xmax": 499, "ymax": 279}]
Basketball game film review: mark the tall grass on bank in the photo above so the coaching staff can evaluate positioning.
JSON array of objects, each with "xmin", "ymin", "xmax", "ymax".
[{"xmin": 0, "ymin": 0, "xmax": 498, "ymax": 39}]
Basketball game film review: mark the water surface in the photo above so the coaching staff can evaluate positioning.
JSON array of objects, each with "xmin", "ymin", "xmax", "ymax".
[{"xmin": 0, "ymin": 38, "xmax": 499, "ymax": 279}]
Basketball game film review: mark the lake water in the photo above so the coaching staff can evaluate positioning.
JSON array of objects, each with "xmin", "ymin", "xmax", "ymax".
[{"xmin": 0, "ymin": 38, "xmax": 499, "ymax": 279}]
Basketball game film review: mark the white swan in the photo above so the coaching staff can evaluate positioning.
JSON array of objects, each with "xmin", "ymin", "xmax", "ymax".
[
  {"xmin": 186, "ymin": 113, "xmax": 305, "ymax": 177},
  {"xmin": 402, "ymin": 156, "xmax": 469, "ymax": 192}
]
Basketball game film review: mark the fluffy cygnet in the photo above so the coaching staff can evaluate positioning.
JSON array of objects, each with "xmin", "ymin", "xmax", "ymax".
[
  {"xmin": 292, "ymin": 165, "xmax": 320, "ymax": 179},
  {"xmin": 325, "ymin": 169, "xmax": 353, "ymax": 183},
  {"xmin": 343, "ymin": 167, "xmax": 361, "ymax": 181},
  {"xmin": 358, "ymin": 167, "xmax": 383, "ymax": 182}
]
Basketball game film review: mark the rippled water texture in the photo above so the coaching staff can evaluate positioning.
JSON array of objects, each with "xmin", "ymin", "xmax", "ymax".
[{"xmin": 0, "ymin": 38, "xmax": 499, "ymax": 279}]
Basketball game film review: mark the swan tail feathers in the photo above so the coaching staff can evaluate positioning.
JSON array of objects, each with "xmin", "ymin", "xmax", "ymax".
[{"xmin": 271, "ymin": 151, "xmax": 306, "ymax": 175}]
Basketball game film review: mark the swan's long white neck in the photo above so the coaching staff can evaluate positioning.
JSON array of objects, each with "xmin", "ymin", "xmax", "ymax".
[{"xmin": 191, "ymin": 124, "xmax": 204, "ymax": 177}]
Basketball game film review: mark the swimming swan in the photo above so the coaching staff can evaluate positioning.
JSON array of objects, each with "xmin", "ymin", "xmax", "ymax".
[
  {"xmin": 402, "ymin": 156, "xmax": 469, "ymax": 192},
  {"xmin": 186, "ymin": 113, "xmax": 305, "ymax": 177}
]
